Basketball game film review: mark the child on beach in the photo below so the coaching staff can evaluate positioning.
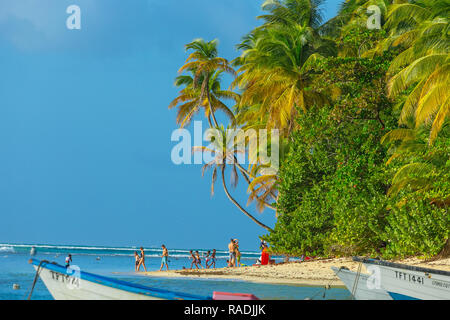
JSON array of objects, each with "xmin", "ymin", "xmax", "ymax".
[
  {"xmin": 65, "ymin": 254, "xmax": 72, "ymax": 267},
  {"xmin": 134, "ymin": 251, "xmax": 140, "ymax": 272},
  {"xmin": 160, "ymin": 245, "xmax": 169, "ymax": 271}
]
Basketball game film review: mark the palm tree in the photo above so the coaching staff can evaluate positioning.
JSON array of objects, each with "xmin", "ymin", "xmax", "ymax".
[
  {"xmin": 380, "ymin": 0, "xmax": 450, "ymax": 143},
  {"xmin": 233, "ymin": 24, "xmax": 334, "ymax": 135},
  {"xmin": 169, "ymin": 69, "xmax": 238, "ymax": 128},
  {"xmin": 320, "ymin": 0, "xmax": 394, "ymax": 57},
  {"xmin": 259, "ymin": 0, "xmax": 325, "ymax": 29},
  {"xmin": 192, "ymin": 126, "xmax": 273, "ymax": 231},
  {"xmin": 178, "ymin": 39, "xmax": 236, "ymax": 128},
  {"xmin": 381, "ymin": 121, "xmax": 450, "ymax": 205},
  {"xmin": 245, "ymin": 137, "xmax": 291, "ymax": 215}
]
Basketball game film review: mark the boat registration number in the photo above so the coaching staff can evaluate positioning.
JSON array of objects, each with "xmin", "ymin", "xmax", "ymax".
[
  {"xmin": 394, "ymin": 271, "xmax": 424, "ymax": 285},
  {"xmin": 49, "ymin": 270, "xmax": 80, "ymax": 288}
]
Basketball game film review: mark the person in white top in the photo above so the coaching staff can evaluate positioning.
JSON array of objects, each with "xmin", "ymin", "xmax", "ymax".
[{"xmin": 65, "ymin": 254, "xmax": 72, "ymax": 267}]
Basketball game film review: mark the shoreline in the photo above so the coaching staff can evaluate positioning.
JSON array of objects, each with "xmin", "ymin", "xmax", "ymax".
[{"xmin": 142, "ymin": 257, "xmax": 450, "ymax": 287}]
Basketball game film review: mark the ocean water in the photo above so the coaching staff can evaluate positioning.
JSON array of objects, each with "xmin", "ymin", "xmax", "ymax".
[{"xmin": 0, "ymin": 243, "xmax": 351, "ymax": 300}]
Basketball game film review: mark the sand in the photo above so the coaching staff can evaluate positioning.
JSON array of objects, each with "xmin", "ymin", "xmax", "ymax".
[{"xmin": 143, "ymin": 257, "xmax": 450, "ymax": 287}]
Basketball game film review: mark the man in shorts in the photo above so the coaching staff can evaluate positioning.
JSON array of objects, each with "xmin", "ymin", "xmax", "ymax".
[
  {"xmin": 228, "ymin": 239, "xmax": 236, "ymax": 267},
  {"xmin": 160, "ymin": 244, "xmax": 169, "ymax": 271}
]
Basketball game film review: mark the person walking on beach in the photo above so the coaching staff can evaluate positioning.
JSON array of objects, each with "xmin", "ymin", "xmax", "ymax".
[
  {"xmin": 65, "ymin": 254, "xmax": 72, "ymax": 267},
  {"xmin": 137, "ymin": 247, "xmax": 147, "ymax": 272},
  {"xmin": 228, "ymin": 239, "xmax": 236, "ymax": 267},
  {"xmin": 207, "ymin": 249, "xmax": 217, "ymax": 269},
  {"xmin": 159, "ymin": 245, "xmax": 169, "ymax": 271},
  {"xmin": 134, "ymin": 251, "xmax": 140, "ymax": 272},
  {"xmin": 189, "ymin": 250, "xmax": 198, "ymax": 269},
  {"xmin": 195, "ymin": 251, "xmax": 203, "ymax": 269},
  {"xmin": 205, "ymin": 251, "xmax": 211, "ymax": 269}
]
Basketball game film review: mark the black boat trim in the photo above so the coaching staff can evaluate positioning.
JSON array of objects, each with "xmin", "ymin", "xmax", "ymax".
[{"xmin": 353, "ymin": 257, "xmax": 450, "ymax": 277}]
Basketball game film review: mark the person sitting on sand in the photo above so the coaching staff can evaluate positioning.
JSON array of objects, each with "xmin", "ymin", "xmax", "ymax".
[
  {"xmin": 137, "ymin": 247, "xmax": 147, "ymax": 272},
  {"xmin": 189, "ymin": 250, "xmax": 198, "ymax": 269},
  {"xmin": 134, "ymin": 251, "xmax": 140, "ymax": 272},
  {"xmin": 159, "ymin": 245, "xmax": 169, "ymax": 271},
  {"xmin": 195, "ymin": 251, "xmax": 203, "ymax": 268},
  {"xmin": 234, "ymin": 239, "xmax": 241, "ymax": 267},
  {"xmin": 228, "ymin": 239, "xmax": 236, "ymax": 267}
]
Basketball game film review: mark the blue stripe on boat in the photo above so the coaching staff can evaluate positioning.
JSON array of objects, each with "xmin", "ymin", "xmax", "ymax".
[
  {"xmin": 388, "ymin": 292, "xmax": 420, "ymax": 300},
  {"xmin": 30, "ymin": 259, "xmax": 211, "ymax": 300}
]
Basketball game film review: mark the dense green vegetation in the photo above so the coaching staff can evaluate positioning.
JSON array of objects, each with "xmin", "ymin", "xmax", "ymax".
[{"xmin": 170, "ymin": 0, "xmax": 449, "ymax": 259}]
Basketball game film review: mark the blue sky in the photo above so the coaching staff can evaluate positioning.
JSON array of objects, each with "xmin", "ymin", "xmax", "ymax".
[{"xmin": 0, "ymin": 0, "xmax": 341, "ymax": 251}]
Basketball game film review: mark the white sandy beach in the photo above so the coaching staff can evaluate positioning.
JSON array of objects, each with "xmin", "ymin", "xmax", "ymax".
[{"xmin": 143, "ymin": 257, "xmax": 450, "ymax": 287}]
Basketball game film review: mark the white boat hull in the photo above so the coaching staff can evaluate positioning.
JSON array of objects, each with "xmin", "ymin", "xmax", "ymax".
[
  {"xmin": 331, "ymin": 267, "xmax": 392, "ymax": 300},
  {"xmin": 361, "ymin": 262, "xmax": 450, "ymax": 300},
  {"xmin": 29, "ymin": 259, "xmax": 211, "ymax": 300},
  {"xmin": 34, "ymin": 265, "xmax": 162, "ymax": 300}
]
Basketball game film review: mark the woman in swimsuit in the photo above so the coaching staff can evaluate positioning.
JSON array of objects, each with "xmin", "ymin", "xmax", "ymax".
[
  {"xmin": 205, "ymin": 251, "xmax": 211, "ymax": 269},
  {"xmin": 234, "ymin": 239, "xmax": 241, "ymax": 267},
  {"xmin": 137, "ymin": 247, "xmax": 147, "ymax": 272}
]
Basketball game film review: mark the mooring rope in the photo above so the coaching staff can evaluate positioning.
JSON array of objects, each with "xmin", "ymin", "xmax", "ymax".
[
  {"xmin": 307, "ymin": 267, "xmax": 343, "ymax": 300},
  {"xmin": 350, "ymin": 261, "xmax": 363, "ymax": 300},
  {"xmin": 25, "ymin": 260, "xmax": 49, "ymax": 300}
]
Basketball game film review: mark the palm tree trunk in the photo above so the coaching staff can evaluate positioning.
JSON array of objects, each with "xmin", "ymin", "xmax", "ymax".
[
  {"xmin": 203, "ymin": 74, "xmax": 219, "ymax": 128},
  {"xmin": 221, "ymin": 165, "xmax": 273, "ymax": 232},
  {"xmin": 202, "ymin": 75, "xmax": 277, "ymax": 215},
  {"xmin": 427, "ymin": 239, "xmax": 450, "ymax": 261}
]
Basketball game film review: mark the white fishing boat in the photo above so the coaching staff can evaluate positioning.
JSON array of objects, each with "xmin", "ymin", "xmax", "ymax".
[
  {"xmin": 353, "ymin": 257, "xmax": 450, "ymax": 300},
  {"xmin": 28, "ymin": 259, "xmax": 259, "ymax": 300},
  {"xmin": 331, "ymin": 266, "xmax": 392, "ymax": 300}
]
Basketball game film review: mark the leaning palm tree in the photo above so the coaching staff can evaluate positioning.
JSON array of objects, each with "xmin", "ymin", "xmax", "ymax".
[
  {"xmin": 168, "ymin": 68, "xmax": 238, "ymax": 128},
  {"xmin": 178, "ymin": 39, "xmax": 236, "ymax": 128},
  {"xmin": 192, "ymin": 126, "xmax": 273, "ymax": 231}
]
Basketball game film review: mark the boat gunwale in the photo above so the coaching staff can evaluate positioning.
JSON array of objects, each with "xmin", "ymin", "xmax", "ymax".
[
  {"xmin": 30, "ymin": 259, "xmax": 212, "ymax": 300},
  {"xmin": 352, "ymin": 257, "xmax": 450, "ymax": 277}
]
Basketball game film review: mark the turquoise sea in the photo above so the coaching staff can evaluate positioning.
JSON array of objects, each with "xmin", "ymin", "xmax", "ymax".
[{"xmin": 0, "ymin": 243, "xmax": 351, "ymax": 300}]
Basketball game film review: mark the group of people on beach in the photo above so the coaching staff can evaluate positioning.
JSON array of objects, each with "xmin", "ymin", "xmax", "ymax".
[
  {"xmin": 134, "ymin": 245, "xmax": 169, "ymax": 272},
  {"xmin": 133, "ymin": 238, "xmax": 263, "ymax": 272},
  {"xmin": 188, "ymin": 249, "xmax": 216, "ymax": 269}
]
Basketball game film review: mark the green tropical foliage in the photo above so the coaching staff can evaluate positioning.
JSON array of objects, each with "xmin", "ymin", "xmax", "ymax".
[{"xmin": 169, "ymin": 0, "xmax": 449, "ymax": 259}]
